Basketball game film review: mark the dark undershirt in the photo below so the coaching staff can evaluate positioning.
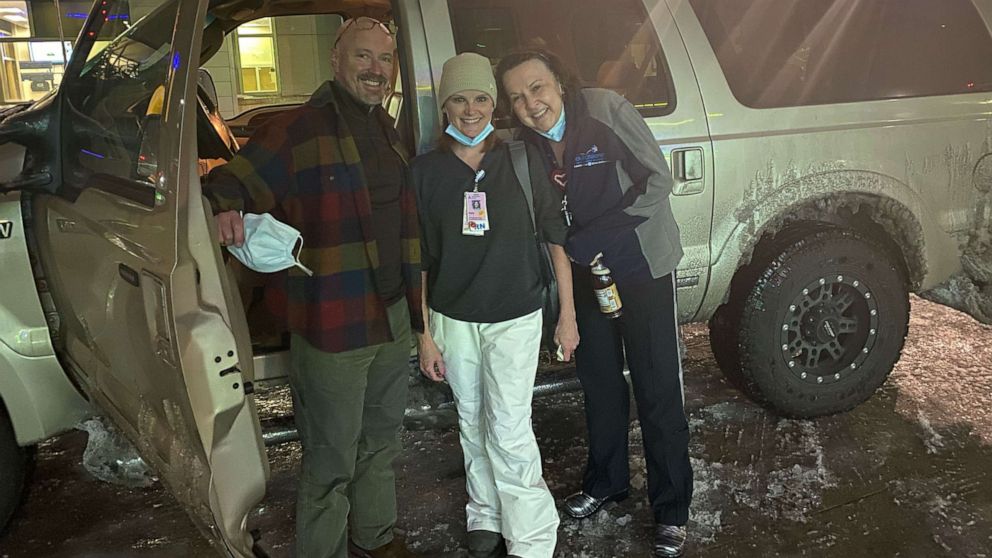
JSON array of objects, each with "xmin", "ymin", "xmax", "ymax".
[{"xmin": 335, "ymin": 82, "xmax": 405, "ymax": 304}]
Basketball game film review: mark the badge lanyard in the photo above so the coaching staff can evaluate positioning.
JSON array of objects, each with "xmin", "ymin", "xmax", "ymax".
[
  {"xmin": 545, "ymin": 139, "xmax": 573, "ymax": 227},
  {"xmin": 551, "ymin": 167, "xmax": 572, "ymax": 227},
  {"xmin": 462, "ymin": 169, "xmax": 490, "ymax": 236}
]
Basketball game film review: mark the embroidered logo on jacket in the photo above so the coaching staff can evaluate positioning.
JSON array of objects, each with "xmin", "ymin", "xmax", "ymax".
[{"xmin": 573, "ymin": 144, "xmax": 609, "ymax": 168}]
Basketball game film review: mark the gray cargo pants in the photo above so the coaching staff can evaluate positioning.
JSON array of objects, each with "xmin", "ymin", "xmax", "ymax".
[{"xmin": 289, "ymin": 301, "xmax": 411, "ymax": 558}]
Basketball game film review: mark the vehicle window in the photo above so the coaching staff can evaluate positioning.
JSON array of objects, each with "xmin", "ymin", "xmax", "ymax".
[
  {"xmin": 447, "ymin": 0, "xmax": 675, "ymax": 118},
  {"xmin": 690, "ymin": 0, "xmax": 992, "ymax": 108},
  {"xmin": 0, "ymin": 1, "xmax": 82, "ymax": 109},
  {"xmin": 61, "ymin": 0, "xmax": 179, "ymax": 199},
  {"xmin": 209, "ymin": 14, "xmax": 340, "ymax": 119},
  {"xmin": 205, "ymin": 14, "xmax": 411, "ymax": 149}
]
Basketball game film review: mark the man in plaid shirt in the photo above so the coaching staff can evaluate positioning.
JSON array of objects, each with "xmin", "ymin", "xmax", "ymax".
[{"xmin": 208, "ymin": 17, "xmax": 422, "ymax": 558}]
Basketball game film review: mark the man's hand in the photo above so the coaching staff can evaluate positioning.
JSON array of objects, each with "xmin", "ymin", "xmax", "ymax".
[
  {"xmin": 554, "ymin": 316, "xmax": 580, "ymax": 362},
  {"xmin": 216, "ymin": 210, "xmax": 245, "ymax": 247},
  {"xmin": 417, "ymin": 334, "xmax": 446, "ymax": 382}
]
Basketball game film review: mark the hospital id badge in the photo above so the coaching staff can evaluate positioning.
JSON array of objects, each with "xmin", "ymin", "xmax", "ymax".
[{"xmin": 462, "ymin": 191, "xmax": 489, "ymax": 236}]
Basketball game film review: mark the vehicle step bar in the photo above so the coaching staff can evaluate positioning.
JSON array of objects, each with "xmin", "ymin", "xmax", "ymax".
[{"xmin": 260, "ymin": 367, "xmax": 585, "ymax": 447}]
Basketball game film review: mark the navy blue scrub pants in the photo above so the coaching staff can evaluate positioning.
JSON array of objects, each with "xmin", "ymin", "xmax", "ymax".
[{"xmin": 571, "ymin": 267, "xmax": 693, "ymax": 526}]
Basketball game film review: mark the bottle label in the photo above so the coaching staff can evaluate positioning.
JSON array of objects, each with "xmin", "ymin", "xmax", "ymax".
[{"xmin": 594, "ymin": 284, "xmax": 622, "ymax": 314}]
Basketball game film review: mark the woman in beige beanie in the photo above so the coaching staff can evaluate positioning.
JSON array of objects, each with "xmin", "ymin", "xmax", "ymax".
[{"xmin": 410, "ymin": 52, "xmax": 578, "ymax": 558}]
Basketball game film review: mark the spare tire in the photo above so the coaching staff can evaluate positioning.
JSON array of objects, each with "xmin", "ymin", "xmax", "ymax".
[{"xmin": 737, "ymin": 228, "xmax": 909, "ymax": 417}]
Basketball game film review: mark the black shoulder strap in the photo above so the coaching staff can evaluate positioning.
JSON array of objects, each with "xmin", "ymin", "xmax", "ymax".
[{"xmin": 508, "ymin": 140, "xmax": 537, "ymax": 235}]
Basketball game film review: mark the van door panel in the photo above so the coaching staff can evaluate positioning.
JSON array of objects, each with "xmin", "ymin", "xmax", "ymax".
[
  {"xmin": 31, "ymin": 1, "xmax": 266, "ymax": 555},
  {"xmin": 644, "ymin": 0, "xmax": 714, "ymax": 320}
]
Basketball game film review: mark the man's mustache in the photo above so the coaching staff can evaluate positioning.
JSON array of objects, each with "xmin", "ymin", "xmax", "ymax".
[{"xmin": 358, "ymin": 72, "xmax": 388, "ymax": 86}]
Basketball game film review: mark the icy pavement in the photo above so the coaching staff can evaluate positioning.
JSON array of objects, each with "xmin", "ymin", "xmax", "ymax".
[{"xmin": 2, "ymin": 296, "xmax": 991, "ymax": 557}]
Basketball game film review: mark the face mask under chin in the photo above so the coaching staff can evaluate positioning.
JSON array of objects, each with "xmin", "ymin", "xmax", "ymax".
[{"xmin": 445, "ymin": 122, "xmax": 495, "ymax": 147}]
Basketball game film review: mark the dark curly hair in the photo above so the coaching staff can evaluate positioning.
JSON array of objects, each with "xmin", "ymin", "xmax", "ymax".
[{"xmin": 494, "ymin": 49, "xmax": 580, "ymax": 125}]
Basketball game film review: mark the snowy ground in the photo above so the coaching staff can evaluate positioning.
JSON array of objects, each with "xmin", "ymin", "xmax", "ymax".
[{"xmin": 3, "ymin": 295, "xmax": 991, "ymax": 557}]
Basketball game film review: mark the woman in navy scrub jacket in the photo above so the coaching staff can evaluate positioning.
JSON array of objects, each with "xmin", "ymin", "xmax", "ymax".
[{"xmin": 497, "ymin": 50, "xmax": 692, "ymax": 558}]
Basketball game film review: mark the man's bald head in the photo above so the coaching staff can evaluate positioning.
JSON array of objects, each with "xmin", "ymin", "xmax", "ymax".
[{"xmin": 331, "ymin": 17, "xmax": 395, "ymax": 106}]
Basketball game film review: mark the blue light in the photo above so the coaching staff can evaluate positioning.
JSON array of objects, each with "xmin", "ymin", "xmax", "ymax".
[
  {"xmin": 66, "ymin": 11, "xmax": 127, "ymax": 20},
  {"xmin": 171, "ymin": 52, "xmax": 181, "ymax": 70},
  {"xmin": 80, "ymin": 149, "xmax": 105, "ymax": 159}
]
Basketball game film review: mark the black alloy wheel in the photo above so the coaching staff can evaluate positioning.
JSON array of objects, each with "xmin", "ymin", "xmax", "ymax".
[{"xmin": 736, "ymin": 228, "xmax": 909, "ymax": 417}]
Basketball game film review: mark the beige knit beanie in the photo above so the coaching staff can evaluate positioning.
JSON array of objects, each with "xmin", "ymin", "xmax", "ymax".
[{"xmin": 438, "ymin": 52, "xmax": 497, "ymax": 113}]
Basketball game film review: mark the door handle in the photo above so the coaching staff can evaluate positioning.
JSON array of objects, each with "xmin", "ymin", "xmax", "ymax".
[{"xmin": 671, "ymin": 147, "xmax": 704, "ymax": 196}]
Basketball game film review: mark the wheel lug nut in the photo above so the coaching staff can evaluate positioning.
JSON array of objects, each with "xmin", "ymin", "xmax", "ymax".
[
  {"xmin": 870, "ymin": 328, "xmax": 876, "ymax": 335},
  {"xmin": 837, "ymin": 275, "xmax": 843, "ymax": 281},
  {"xmin": 789, "ymin": 360, "xmax": 796, "ymax": 368},
  {"xmin": 865, "ymin": 292, "xmax": 872, "ymax": 299},
  {"xmin": 863, "ymin": 347, "xmax": 869, "ymax": 354},
  {"xmin": 853, "ymin": 280, "xmax": 859, "ymax": 287},
  {"xmin": 817, "ymin": 376, "xmax": 824, "ymax": 384},
  {"xmin": 819, "ymin": 278, "xmax": 826, "ymax": 285},
  {"xmin": 870, "ymin": 309, "xmax": 877, "ymax": 316},
  {"xmin": 850, "ymin": 363, "xmax": 857, "ymax": 369},
  {"xmin": 782, "ymin": 324, "xmax": 789, "ymax": 331},
  {"xmin": 790, "ymin": 305, "xmax": 797, "ymax": 312},
  {"xmin": 782, "ymin": 344, "xmax": 788, "ymax": 351},
  {"xmin": 801, "ymin": 372, "xmax": 808, "ymax": 379}
]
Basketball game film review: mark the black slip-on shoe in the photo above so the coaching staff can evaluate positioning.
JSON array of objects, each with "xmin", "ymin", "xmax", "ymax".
[
  {"xmin": 466, "ymin": 530, "xmax": 507, "ymax": 558},
  {"xmin": 562, "ymin": 489, "xmax": 629, "ymax": 519},
  {"xmin": 653, "ymin": 524, "xmax": 687, "ymax": 557}
]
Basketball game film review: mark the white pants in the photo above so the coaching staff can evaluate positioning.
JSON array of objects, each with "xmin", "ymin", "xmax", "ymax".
[{"xmin": 430, "ymin": 309, "xmax": 560, "ymax": 558}]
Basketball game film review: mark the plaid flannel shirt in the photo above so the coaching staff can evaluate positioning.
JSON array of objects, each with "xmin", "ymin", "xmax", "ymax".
[{"xmin": 206, "ymin": 81, "xmax": 423, "ymax": 353}]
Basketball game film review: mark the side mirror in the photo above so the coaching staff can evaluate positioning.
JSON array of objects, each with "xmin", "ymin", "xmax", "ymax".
[{"xmin": 198, "ymin": 69, "xmax": 220, "ymax": 115}]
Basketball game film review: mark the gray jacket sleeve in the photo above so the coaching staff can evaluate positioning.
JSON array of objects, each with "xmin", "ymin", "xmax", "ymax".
[{"xmin": 565, "ymin": 89, "xmax": 683, "ymax": 276}]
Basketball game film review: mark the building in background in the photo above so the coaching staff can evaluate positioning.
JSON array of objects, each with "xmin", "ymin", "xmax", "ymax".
[
  {"xmin": 0, "ymin": 1, "xmax": 340, "ymax": 117},
  {"xmin": 204, "ymin": 14, "xmax": 338, "ymax": 118}
]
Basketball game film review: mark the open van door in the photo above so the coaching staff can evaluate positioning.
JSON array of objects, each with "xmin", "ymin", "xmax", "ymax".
[{"xmin": 26, "ymin": 0, "xmax": 268, "ymax": 555}]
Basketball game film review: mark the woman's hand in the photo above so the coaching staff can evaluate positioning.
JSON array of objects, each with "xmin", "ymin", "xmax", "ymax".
[
  {"xmin": 417, "ymin": 334, "xmax": 446, "ymax": 382},
  {"xmin": 548, "ymin": 243, "xmax": 580, "ymax": 361},
  {"xmin": 554, "ymin": 316, "xmax": 580, "ymax": 362}
]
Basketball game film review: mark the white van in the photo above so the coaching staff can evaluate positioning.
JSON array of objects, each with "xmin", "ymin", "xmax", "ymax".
[{"xmin": 0, "ymin": 0, "xmax": 989, "ymax": 553}]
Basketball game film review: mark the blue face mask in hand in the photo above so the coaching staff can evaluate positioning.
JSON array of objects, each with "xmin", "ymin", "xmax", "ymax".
[
  {"xmin": 226, "ymin": 213, "xmax": 314, "ymax": 276},
  {"xmin": 445, "ymin": 122, "xmax": 495, "ymax": 147},
  {"xmin": 537, "ymin": 108, "xmax": 566, "ymax": 142}
]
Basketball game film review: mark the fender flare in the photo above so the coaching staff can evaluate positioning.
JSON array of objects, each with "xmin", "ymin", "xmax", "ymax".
[{"xmin": 701, "ymin": 170, "xmax": 960, "ymax": 319}]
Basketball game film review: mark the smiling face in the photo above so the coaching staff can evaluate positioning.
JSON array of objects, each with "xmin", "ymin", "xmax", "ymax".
[
  {"xmin": 444, "ymin": 90, "xmax": 495, "ymax": 139},
  {"xmin": 331, "ymin": 24, "xmax": 395, "ymax": 105},
  {"xmin": 500, "ymin": 58, "xmax": 564, "ymax": 135}
]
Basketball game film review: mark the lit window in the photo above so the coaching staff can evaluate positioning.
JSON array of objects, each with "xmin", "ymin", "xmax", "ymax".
[
  {"xmin": 237, "ymin": 17, "xmax": 278, "ymax": 94},
  {"xmin": 0, "ymin": 2, "xmax": 66, "ymax": 105}
]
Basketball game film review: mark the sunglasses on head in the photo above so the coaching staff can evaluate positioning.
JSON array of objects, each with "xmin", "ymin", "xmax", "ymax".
[{"xmin": 333, "ymin": 16, "xmax": 393, "ymax": 47}]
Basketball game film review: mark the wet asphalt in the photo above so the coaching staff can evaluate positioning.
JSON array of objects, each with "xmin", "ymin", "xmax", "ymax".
[{"xmin": 1, "ymin": 295, "xmax": 990, "ymax": 557}]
